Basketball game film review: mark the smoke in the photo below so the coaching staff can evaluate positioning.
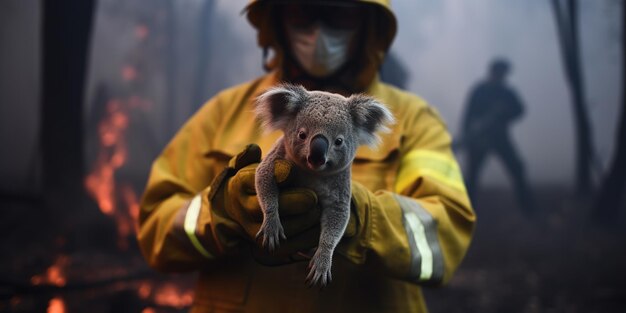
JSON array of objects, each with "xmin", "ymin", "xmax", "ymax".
[{"xmin": 390, "ymin": 0, "xmax": 622, "ymax": 186}]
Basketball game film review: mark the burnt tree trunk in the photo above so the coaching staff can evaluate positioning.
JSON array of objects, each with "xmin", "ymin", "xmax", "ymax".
[
  {"xmin": 551, "ymin": 0, "xmax": 595, "ymax": 195},
  {"xmin": 193, "ymin": 0, "xmax": 215, "ymax": 110},
  {"xmin": 41, "ymin": 0, "xmax": 95, "ymax": 216},
  {"xmin": 165, "ymin": 0, "xmax": 178, "ymax": 137},
  {"xmin": 593, "ymin": 1, "xmax": 626, "ymax": 222}
]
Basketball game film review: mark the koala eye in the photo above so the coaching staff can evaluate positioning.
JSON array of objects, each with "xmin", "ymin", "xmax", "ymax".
[
  {"xmin": 334, "ymin": 138, "xmax": 343, "ymax": 146},
  {"xmin": 298, "ymin": 131, "xmax": 307, "ymax": 140}
]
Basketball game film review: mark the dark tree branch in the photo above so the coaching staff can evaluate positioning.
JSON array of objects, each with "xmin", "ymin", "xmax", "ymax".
[
  {"xmin": 194, "ymin": 0, "xmax": 215, "ymax": 111},
  {"xmin": 551, "ymin": 0, "xmax": 595, "ymax": 195},
  {"xmin": 593, "ymin": 0, "xmax": 626, "ymax": 222}
]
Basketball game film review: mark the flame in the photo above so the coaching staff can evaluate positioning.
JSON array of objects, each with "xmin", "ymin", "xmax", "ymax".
[
  {"xmin": 47, "ymin": 297, "xmax": 66, "ymax": 313},
  {"xmin": 153, "ymin": 283, "xmax": 194, "ymax": 309},
  {"xmin": 84, "ymin": 99, "xmax": 125, "ymax": 216},
  {"xmin": 138, "ymin": 282, "xmax": 152, "ymax": 299},
  {"xmin": 137, "ymin": 281, "xmax": 194, "ymax": 309},
  {"xmin": 85, "ymin": 95, "xmax": 150, "ymax": 249},
  {"xmin": 31, "ymin": 256, "xmax": 69, "ymax": 287}
]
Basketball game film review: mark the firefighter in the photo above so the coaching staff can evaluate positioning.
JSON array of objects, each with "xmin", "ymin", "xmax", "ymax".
[
  {"xmin": 138, "ymin": 1, "xmax": 475, "ymax": 312},
  {"xmin": 459, "ymin": 58, "xmax": 535, "ymax": 214}
]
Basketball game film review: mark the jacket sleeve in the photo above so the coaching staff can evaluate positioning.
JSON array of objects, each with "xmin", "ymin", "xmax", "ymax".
[
  {"xmin": 137, "ymin": 98, "xmax": 234, "ymax": 272},
  {"xmin": 341, "ymin": 104, "xmax": 476, "ymax": 286}
]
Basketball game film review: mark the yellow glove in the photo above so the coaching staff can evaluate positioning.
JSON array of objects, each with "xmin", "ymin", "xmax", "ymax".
[{"xmin": 208, "ymin": 144, "xmax": 324, "ymax": 264}]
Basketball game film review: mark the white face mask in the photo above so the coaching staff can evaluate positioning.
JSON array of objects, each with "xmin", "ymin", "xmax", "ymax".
[{"xmin": 286, "ymin": 23, "xmax": 355, "ymax": 77}]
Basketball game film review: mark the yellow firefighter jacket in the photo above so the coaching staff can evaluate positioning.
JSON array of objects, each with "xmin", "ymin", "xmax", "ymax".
[{"xmin": 138, "ymin": 1, "xmax": 475, "ymax": 312}]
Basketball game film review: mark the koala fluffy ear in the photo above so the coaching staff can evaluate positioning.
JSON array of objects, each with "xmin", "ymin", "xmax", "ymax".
[
  {"xmin": 348, "ymin": 94, "xmax": 395, "ymax": 147},
  {"xmin": 255, "ymin": 84, "xmax": 308, "ymax": 132}
]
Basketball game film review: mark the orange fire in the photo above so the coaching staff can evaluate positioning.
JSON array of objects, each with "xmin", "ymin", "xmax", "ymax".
[
  {"xmin": 138, "ymin": 282, "xmax": 152, "ymax": 299},
  {"xmin": 153, "ymin": 283, "xmax": 194, "ymax": 309},
  {"xmin": 31, "ymin": 255, "xmax": 69, "ymax": 287},
  {"xmin": 136, "ymin": 281, "xmax": 194, "ymax": 309},
  {"xmin": 47, "ymin": 297, "xmax": 66, "ymax": 313},
  {"xmin": 84, "ymin": 95, "xmax": 151, "ymax": 249}
]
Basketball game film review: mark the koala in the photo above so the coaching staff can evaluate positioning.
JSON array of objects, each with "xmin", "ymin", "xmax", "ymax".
[{"xmin": 254, "ymin": 84, "xmax": 394, "ymax": 287}]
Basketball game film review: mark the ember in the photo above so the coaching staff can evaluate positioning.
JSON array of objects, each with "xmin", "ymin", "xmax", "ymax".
[
  {"xmin": 122, "ymin": 65, "xmax": 138, "ymax": 82},
  {"xmin": 153, "ymin": 283, "xmax": 194, "ymax": 309},
  {"xmin": 31, "ymin": 255, "xmax": 70, "ymax": 287},
  {"xmin": 138, "ymin": 281, "xmax": 152, "ymax": 299},
  {"xmin": 135, "ymin": 24, "xmax": 149, "ymax": 41},
  {"xmin": 47, "ymin": 297, "xmax": 66, "ymax": 313}
]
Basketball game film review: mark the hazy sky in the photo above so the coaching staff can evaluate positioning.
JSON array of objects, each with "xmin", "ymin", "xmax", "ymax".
[{"xmin": 390, "ymin": 0, "xmax": 622, "ymax": 186}]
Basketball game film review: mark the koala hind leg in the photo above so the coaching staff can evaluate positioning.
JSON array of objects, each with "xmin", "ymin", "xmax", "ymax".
[
  {"xmin": 306, "ymin": 197, "xmax": 350, "ymax": 287},
  {"xmin": 255, "ymin": 153, "xmax": 286, "ymax": 252}
]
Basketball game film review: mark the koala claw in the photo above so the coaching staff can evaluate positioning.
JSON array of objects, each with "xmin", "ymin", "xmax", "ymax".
[
  {"xmin": 305, "ymin": 250, "xmax": 332, "ymax": 288},
  {"xmin": 255, "ymin": 216, "xmax": 286, "ymax": 252}
]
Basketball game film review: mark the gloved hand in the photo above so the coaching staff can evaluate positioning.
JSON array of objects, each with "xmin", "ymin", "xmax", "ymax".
[{"xmin": 208, "ymin": 144, "xmax": 325, "ymax": 265}]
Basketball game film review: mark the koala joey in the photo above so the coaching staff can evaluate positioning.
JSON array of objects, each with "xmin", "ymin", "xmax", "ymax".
[{"xmin": 254, "ymin": 84, "xmax": 394, "ymax": 287}]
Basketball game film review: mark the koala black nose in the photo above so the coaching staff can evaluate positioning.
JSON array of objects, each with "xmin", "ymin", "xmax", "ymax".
[{"xmin": 308, "ymin": 135, "xmax": 329, "ymax": 167}]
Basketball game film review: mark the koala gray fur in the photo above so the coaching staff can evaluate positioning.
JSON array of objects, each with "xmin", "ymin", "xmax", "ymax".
[{"xmin": 254, "ymin": 84, "xmax": 394, "ymax": 287}]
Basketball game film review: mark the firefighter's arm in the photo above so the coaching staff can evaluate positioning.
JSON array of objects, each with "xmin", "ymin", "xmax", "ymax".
[
  {"xmin": 505, "ymin": 88, "xmax": 525, "ymax": 121},
  {"xmin": 338, "ymin": 106, "xmax": 476, "ymax": 285},
  {"xmin": 137, "ymin": 100, "xmax": 320, "ymax": 272},
  {"xmin": 461, "ymin": 86, "xmax": 481, "ymax": 133}
]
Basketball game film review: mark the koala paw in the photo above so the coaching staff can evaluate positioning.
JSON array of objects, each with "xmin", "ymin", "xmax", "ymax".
[
  {"xmin": 255, "ymin": 214, "xmax": 286, "ymax": 252},
  {"xmin": 305, "ymin": 249, "xmax": 332, "ymax": 288}
]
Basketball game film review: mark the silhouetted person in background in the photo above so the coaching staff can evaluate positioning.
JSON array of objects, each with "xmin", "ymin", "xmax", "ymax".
[{"xmin": 458, "ymin": 58, "xmax": 535, "ymax": 215}]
